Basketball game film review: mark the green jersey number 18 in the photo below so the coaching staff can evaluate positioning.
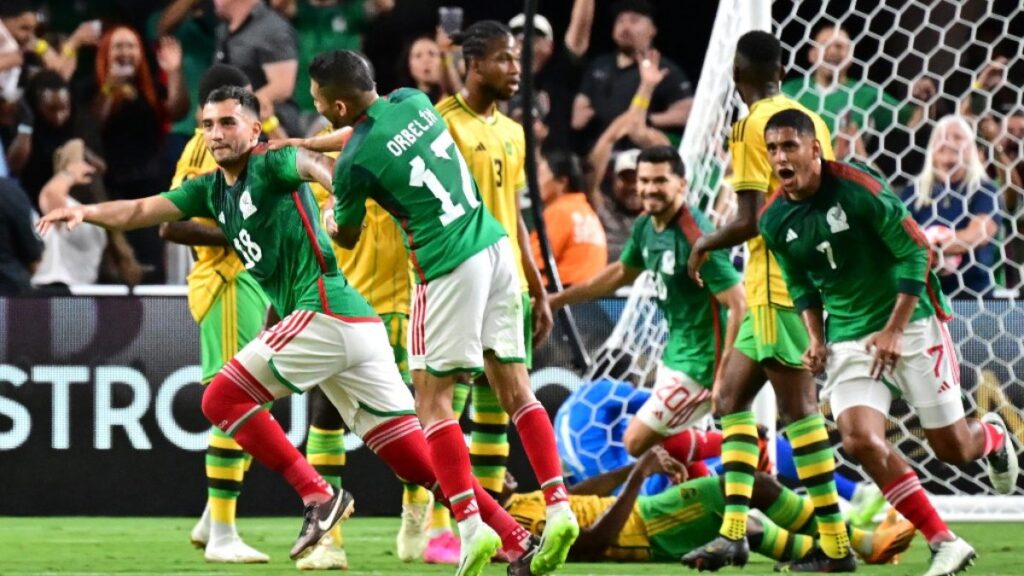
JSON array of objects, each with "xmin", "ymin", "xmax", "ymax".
[{"xmin": 409, "ymin": 131, "xmax": 479, "ymax": 227}]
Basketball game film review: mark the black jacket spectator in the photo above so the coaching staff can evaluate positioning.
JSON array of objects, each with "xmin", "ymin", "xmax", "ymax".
[{"xmin": 0, "ymin": 177, "xmax": 43, "ymax": 294}]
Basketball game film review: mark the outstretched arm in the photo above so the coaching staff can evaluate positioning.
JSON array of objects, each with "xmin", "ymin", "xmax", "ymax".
[
  {"xmin": 37, "ymin": 196, "xmax": 184, "ymax": 235},
  {"xmin": 273, "ymin": 127, "xmax": 353, "ymax": 154},
  {"xmin": 295, "ymin": 148, "xmax": 336, "ymax": 192},
  {"xmin": 687, "ymin": 189, "xmax": 761, "ymax": 281},
  {"xmin": 549, "ymin": 262, "xmax": 641, "ymax": 311},
  {"xmin": 160, "ymin": 220, "xmax": 228, "ymax": 247}
]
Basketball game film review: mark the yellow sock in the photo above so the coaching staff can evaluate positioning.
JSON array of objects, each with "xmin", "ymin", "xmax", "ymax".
[
  {"xmin": 403, "ymin": 484, "xmax": 431, "ymax": 505},
  {"xmin": 430, "ymin": 501, "xmax": 451, "ymax": 533}
]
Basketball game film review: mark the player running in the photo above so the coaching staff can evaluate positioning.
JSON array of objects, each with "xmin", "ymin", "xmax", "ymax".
[
  {"xmin": 502, "ymin": 447, "xmax": 915, "ymax": 569},
  {"xmin": 681, "ymin": 31, "xmax": 851, "ymax": 572},
  {"xmin": 305, "ymin": 125, "xmax": 431, "ymax": 567},
  {"xmin": 157, "ymin": 64, "xmax": 272, "ymax": 565},
  {"xmin": 37, "ymin": 86, "xmax": 442, "ymax": 562},
  {"xmin": 426, "ymin": 19, "xmax": 555, "ymax": 564},
  {"xmin": 758, "ymin": 108, "xmax": 1018, "ymax": 576},
  {"xmin": 294, "ymin": 50, "xmax": 579, "ymax": 576},
  {"xmin": 550, "ymin": 145, "xmax": 745, "ymax": 469}
]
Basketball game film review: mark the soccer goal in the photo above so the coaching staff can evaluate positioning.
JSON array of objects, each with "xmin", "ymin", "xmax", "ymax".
[{"xmin": 586, "ymin": 0, "xmax": 1024, "ymax": 521}]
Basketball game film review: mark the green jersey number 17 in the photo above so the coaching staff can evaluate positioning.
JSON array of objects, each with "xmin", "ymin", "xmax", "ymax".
[{"xmin": 409, "ymin": 131, "xmax": 479, "ymax": 227}]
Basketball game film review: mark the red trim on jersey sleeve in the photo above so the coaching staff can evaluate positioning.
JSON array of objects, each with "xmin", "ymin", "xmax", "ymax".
[
  {"xmin": 827, "ymin": 161, "xmax": 882, "ymax": 195},
  {"xmin": 759, "ymin": 188, "xmax": 785, "ymax": 218},
  {"xmin": 900, "ymin": 216, "xmax": 929, "ymax": 247},
  {"xmin": 401, "ymin": 217, "xmax": 426, "ymax": 283},
  {"xmin": 292, "ymin": 191, "xmax": 329, "ymax": 273},
  {"xmin": 674, "ymin": 205, "xmax": 704, "ymax": 245}
]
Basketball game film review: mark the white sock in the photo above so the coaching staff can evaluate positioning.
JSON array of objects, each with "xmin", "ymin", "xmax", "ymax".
[
  {"xmin": 457, "ymin": 513, "xmax": 483, "ymax": 538},
  {"xmin": 208, "ymin": 519, "xmax": 240, "ymax": 545}
]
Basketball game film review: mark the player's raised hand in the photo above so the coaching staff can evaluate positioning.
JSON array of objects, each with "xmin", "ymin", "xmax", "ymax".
[
  {"xmin": 37, "ymin": 205, "xmax": 88, "ymax": 235},
  {"xmin": 866, "ymin": 328, "xmax": 903, "ymax": 380},
  {"xmin": 802, "ymin": 337, "xmax": 828, "ymax": 375}
]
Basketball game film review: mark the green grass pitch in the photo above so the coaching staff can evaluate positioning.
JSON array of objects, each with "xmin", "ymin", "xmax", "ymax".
[{"xmin": 0, "ymin": 517, "xmax": 1018, "ymax": 575}]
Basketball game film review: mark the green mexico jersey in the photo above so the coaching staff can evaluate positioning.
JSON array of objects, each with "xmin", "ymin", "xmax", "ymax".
[
  {"xmin": 333, "ymin": 88, "xmax": 507, "ymax": 283},
  {"xmin": 759, "ymin": 160, "xmax": 952, "ymax": 343},
  {"xmin": 162, "ymin": 145, "xmax": 376, "ymax": 319},
  {"xmin": 620, "ymin": 206, "xmax": 741, "ymax": 387}
]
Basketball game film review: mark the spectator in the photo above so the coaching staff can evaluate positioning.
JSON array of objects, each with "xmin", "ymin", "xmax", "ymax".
[
  {"xmin": 782, "ymin": 23, "xmax": 936, "ymax": 160},
  {"xmin": 510, "ymin": 0, "xmax": 593, "ymax": 151},
  {"xmin": 396, "ymin": 34, "xmax": 448, "ymax": 103},
  {"xmin": 150, "ymin": 0, "xmax": 219, "ymax": 164},
  {"xmin": 571, "ymin": 0, "xmax": 692, "ymax": 152},
  {"xmin": 508, "ymin": 93, "xmax": 549, "ymax": 147},
  {"xmin": 214, "ymin": 0, "xmax": 299, "ymax": 135},
  {"xmin": 0, "ymin": 176, "xmax": 43, "ymax": 295},
  {"xmin": 902, "ymin": 115, "xmax": 1001, "ymax": 299},
  {"xmin": 531, "ymin": 150, "xmax": 607, "ymax": 287},
  {"xmin": 989, "ymin": 109, "xmax": 1024, "ymax": 294},
  {"xmin": 20, "ymin": 70, "xmax": 103, "ymax": 209},
  {"xmin": 593, "ymin": 148, "xmax": 642, "ymax": 262},
  {"xmin": 0, "ymin": 1, "xmax": 97, "ymax": 93},
  {"xmin": 95, "ymin": 26, "xmax": 186, "ymax": 284}
]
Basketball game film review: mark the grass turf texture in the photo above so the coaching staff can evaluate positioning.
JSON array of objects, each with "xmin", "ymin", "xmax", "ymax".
[{"xmin": 0, "ymin": 517, "xmax": 1017, "ymax": 575}]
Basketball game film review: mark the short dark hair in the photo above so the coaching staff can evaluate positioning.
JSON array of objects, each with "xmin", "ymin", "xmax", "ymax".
[
  {"xmin": 452, "ymin": 20, "xmax": 512, "ymax": 65},
  {"xmin": 736, "ymin": 30, "xmax": 782, "ymax": 83},
  {"xmin": 308, "ymin": 50, "xmax": 375, "ymax": 100},
  {"xmin": 543, "ymin": 150, "xmax": 586, "ymax": 192},
  {"xmin": 26, "ymin": 69, "xmax": 67, "ymax": 106},
  {"xmin": 764, "ymin": 109, "xmax": 817, "ymax": 138},
  {"xmin": 205, "ymin": 86, "xmax": 260, "ymax": 119},
  {"xmin": 0, "ymin": 0, "xmax": 34, "ymax": 19},
  {"xmin": 637, "ymin": 145, "xmax": 686, "ymax": 177},
  {"xmin": 198, "ymin": 64, "xmax": 250, "ymax": 105},
  {"xmin": 611, "ymin": 0, "xmax": 654, "ymax": 20}
]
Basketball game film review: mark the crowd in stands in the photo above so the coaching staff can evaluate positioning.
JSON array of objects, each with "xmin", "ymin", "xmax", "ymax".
[{"xmin": 0, "ymin": 0, "xmax": 1020, "ymax": 301}]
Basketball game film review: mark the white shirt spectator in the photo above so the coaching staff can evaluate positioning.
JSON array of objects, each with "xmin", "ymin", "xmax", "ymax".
[
  {"xmin": 0, "ymin": 18, "xmax": 22, "ymax": 103},
  {"xmin": 32, "ymin": 198, "xmax": 107, "ymax": 286}
]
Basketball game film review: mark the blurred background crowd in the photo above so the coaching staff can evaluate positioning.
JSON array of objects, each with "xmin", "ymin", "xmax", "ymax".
[{"xmin": 0, "ymin": 0, "xmax": 1020, "ymax": 302}]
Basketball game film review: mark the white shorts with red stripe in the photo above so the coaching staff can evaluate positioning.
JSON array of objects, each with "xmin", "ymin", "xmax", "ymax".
[
  {"xmin": 225, "ymin": 310, "xmax": 416, "ymax": 436},
  {"xmin": 824, "ymin": 315, "xmax": 964, "ymax": 429},
  {"xmin": 408, "ymin": 237, "xmax": 525, "ymax": 376},
  {"xmin": 635, "ymin": 363, "xmax": 713, "ymax": 436}
]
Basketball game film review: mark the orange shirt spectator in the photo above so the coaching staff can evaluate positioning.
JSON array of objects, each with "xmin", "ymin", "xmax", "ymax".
[{"xmin": 531, "ymin": 151, "xmax": 608, "ymax": 286}]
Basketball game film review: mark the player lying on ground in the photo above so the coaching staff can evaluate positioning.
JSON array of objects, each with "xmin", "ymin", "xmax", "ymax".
[
  {"xmin": 283, "ymin": 49, "xmax": 579, "ymax": 576},
  {"xmin": 549, "ymin": 145, "xmax": 745, "ymax": 478},
  {"xmin": 500, "ymin": 447, "xmax": 914, "ymax": 569},
  {"xmin": 758, "ymin": 108, "xmax": 1020, "ymax": 576},
  {"xmin": 553, "ymin": 358, "xmax": 886, "ymax": 526},
  {"xmin": 37, "ymin": 86, "xmax": 443, "ymax": 562}
]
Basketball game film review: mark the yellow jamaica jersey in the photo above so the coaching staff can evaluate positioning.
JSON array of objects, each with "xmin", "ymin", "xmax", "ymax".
[
  {"xmin": 437, "ymin": 93, "xmax": 528, "ymax": 290},
  {"xmin": 504, "ymin": 491, "xmax": 650, "ymax": 562},
  {"xmin": 172, "ymin": 129, "xmax": 246, "ymax": 322},
  {"xmin": 309, "ymin": 134, "xmax": 410, "ymax": 316},
  {"xmin": 730, "ymin": 94, "xmax": 834, "ymax": 308}
]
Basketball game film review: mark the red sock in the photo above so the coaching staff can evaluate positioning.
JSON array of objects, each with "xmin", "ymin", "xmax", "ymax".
[
  {"xmin": 982, "ymin": 421, "xmax": 1006, "ymax": 456},
  {"xmin": 202, "ymin": 371, "xmax": 330, "ymax": 504},
  {"xmin": 474, "ymin": 479, "xmax": 531, "ymax": 560},
  {"xmin": 662, "ymin": 429, "xmax": 723, "ymax": 463},
  {"xmin": 882, "ymin": 470, "xmax": 951, "ymax": 543},
  {"xmin": 364, "ymin": 415, "xmax": 437, "ymax": 488},
  {"xmin": 686, "ymin": 461, "xmax": 710, "ymax": 479},
  {"xmin": 424, "ymin": 419, "xmax": 478, "ymax": 522},
  {"xmin": 513, "ymin": 401, "xmax": 568, "ymax": 507}
]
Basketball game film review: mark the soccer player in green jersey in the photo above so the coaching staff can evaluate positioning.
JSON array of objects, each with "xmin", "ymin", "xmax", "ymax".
[
  {"xmin": 681, "ymin": 32, "xmax": 851, "ymax": 572},
  {"xmin": 294, "ymin": 50, "xmax": 578, "ymax": 576},
  {"xmin": 37, "ymin": 86, "xmax": 443, "ymax": 563},
  {"xmin": 758, "ymin": 108, "xmax": 1019, "ymax": 575},
  {"xmin": 550, "ymin": 145, "xmax": 745, "ymax": 466}
]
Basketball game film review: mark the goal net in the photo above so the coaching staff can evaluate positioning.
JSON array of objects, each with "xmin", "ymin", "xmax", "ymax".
[{"xmin": 579, "ymin": 0, "xmax": 1024, "ymax": 520}]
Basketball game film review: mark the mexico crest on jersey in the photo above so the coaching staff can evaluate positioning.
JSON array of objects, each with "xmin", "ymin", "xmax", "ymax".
[
  {"xmin": 827, "ymin": 205, "xmax": 849, "ymax": 233},
  {"xmin": 239, "ymin": 189, "xmax": 257, "ymax": 220}
]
